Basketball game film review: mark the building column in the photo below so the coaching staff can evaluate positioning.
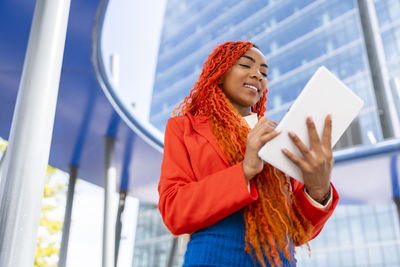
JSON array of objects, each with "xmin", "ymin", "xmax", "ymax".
[
  {"xmin": 390, "ymin": 78, "xmax": 400, "ymax": 121},
  {"xmin": 115, "ymin": 189, "xmax": 126, "ymax": 267},
  {"xmin": 103, "ymin": 136, "xmax": 117, "ymax": 267},
  {"xmin": 0, "ymin": 1, "xmax": 71, "ymax": 266},
  {"xmin": 357, "ymin": 0, "xmax": 400, "ymax": 138},
  {"xmin": 58, "ymin": 166, "xmax": 78, "ymax": 267}
]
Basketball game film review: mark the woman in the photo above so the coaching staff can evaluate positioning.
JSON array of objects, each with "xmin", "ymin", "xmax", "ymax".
[{"xmin": 158, "ymin": 41, "xmax": 339, "ymax": 266}]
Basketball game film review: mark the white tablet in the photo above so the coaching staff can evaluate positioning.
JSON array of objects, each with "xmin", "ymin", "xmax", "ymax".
[{"xmin": 258, "ymin": 66, "xmax": 364, "ymax": 183}]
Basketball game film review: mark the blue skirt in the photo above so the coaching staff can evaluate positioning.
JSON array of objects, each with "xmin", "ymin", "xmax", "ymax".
[{"xmin": 183, "ymin": 210, "xmax": 296, "ymax": 267}]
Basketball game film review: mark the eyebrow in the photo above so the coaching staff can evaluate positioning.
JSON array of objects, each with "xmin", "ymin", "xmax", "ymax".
[{"xmin": 240, "ymin": 55, "xmax": 269, "ymax": 68}]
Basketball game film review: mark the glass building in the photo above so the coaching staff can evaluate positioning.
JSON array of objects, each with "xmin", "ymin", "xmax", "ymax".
[
  {"xmin": 150, "ymin": 0, "xmax": 400, "ymax": 147},
  {"xmin": 133, "ymin": 203, "xmax": 400, "ymax": 267},
  {"xmin": 132, "ymin": 203, "xmax": 186, "ymax": 267},
  {"xmin": 375, "ymin": 0, "xmax": 400, "ymax": 79},
  {"xmin": 135, "ymin": 0, "xmax": 400, "ymax": 266}
]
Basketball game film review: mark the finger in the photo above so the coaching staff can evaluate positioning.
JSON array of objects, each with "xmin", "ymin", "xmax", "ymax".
[
  {"xmin": 253, "ymin": 119, "xmax": 276, "ymax": 135},
  {"xmin": 265, "ymin": 119, "xmax": 277, "ymax": 128},
  {"xmin": 259, "ymin": 130, "xmax": 281, "ymax": 146},
  {"xmin": 262, "ymin": 120, "xmax": 276, "ymax": 131},
  {"xmin": 322, "ymin": 115, "xmax": 332, "ymax": 148},
  {"xmin": 281, "ymin": 148, "xmax": 307, "ymax": 169},
  {"xmin": 251, "ymin": 117, "xmax": 268, "ymax": 134},
  {"xmin": 255, "ymin": 117, "xmax": 277, "ymax": 128},
  {"xmin": 268, "ymin": 121, "xmax": 277, "ymax": 129},
  {"xmin": 255, "ymin": 117, "xmax": 268, "ymax": 126},
  {"xmin": 288, "ymin": 131, "xmax": 312, "ymax": 159},
  {"xmin": 306, "ymin": 117, "xmax": 322, "ymax": 152}
]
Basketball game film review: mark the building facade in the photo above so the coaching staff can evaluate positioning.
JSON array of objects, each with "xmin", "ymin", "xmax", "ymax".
[
  {"xmin": 135, "ymin": 0, "xmax": 400, "ymax": 266},
  {"xmin": 150, "ymin": 0, "xmax": 400, "ymax": 148},
  {"xmin": 133, "ymin": 203, "xmax": 400, "ymax": 266},
  {"xmin": 132, "ymin": 203, "xmax": 186, "ymax": 267}
]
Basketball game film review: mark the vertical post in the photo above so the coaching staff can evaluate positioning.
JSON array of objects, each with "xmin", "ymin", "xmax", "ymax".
[
  {"xmin": 0, "ymin": 1, "xmax": 71, "ymax": 267},
  {"xmin": 103, "ymin": 136, "xmax": 117, "ymax": 267},
  {"xmin": 102, "ymin": 53, "xmax": 119, "ymax": 267},
  {"xmin": 58, "ymin": 166, "xmax": 78, "ymax": 267},
  {"xmin": 357, "ymin": 0, "xmax": 400, "ymax": 138},
  {"xmin": 167, "ymin": 237, "xmax": 178, "ymax": 267},
  {"xmin": 115, "ymin": 131, "xmax": 134, "ymax": 267},
  {"xmin": 115, "ymin": 189, "xmax": 126, "ymax": 267},
  {"xmin": 116, "ymin": 196, "xmax": 139, "ymax": 267},
  {"xmin": 391, "ymin": 155, "xmax": 400, "ymax": 223},
  {"xmin": 390, "ymin": 78, "xmax": 400, "ymax": 120}
]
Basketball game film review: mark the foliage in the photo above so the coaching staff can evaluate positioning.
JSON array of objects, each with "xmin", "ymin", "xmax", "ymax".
[
  {"xmin": 0, "ymin": 137, "xmax": 7, "ymax": 152},
  {"xmin": 34, "ymin": 166, "xmax": 67, "ymax": 267},
  {"xmin": 0, "ymin": 137, "xmax": 67, "ymax": 267}
]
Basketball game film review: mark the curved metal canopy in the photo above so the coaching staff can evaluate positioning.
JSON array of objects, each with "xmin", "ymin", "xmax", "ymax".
[{"xmin": 0, "ymin": 0, "xmax": 162, "ymax": 203}]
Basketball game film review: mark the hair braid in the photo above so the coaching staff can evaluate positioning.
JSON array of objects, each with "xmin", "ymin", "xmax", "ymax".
[{"xmin": 173, "ymin": 41, "xmax": 313, "ymax": 266}]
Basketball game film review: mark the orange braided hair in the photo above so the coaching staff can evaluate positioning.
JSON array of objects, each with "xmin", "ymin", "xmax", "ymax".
[{"xmin": 172, "ymin": 41, "xmax": 313, "ymax": 266}]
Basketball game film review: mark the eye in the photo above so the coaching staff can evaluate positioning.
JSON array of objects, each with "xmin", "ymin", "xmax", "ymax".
[
  {"xmin": 261, "ymin": 72, "xmax": 268, "ymax": 78},
  {"xmin": 238, "ymin": 64, "xmax": 250, "ymax": 68}
]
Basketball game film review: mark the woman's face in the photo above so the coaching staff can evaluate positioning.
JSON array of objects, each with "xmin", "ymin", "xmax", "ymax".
[{"xmin": 219, "ymin": 47, "xmax": 268, "ymax": 116}]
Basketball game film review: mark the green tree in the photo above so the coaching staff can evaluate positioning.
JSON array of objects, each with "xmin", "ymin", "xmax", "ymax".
[
  {"xmin": 0, "ymin": 137, "xmax": 68, "ymax": 267},
  {"xmin": 35, "ymin": 166, "xmax": 67, "ymax": 267}
]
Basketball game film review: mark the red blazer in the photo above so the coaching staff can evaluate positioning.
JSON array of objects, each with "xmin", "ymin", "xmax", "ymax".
[{"xmin": 158, "ymin": 113, "xmax": 339, "ymax": 240}]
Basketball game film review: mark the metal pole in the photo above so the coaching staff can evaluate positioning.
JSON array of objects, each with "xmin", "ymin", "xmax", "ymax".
[
  {"xmin": 167, "ymin": 237, "xmax": 178, "ymax": 267},
  {"xmin": 357, "ymin": 0, "xmax": 400, "ymax": 138},
  {"xmin": 102, "ymin": 52, "xmax": 119, "ymax": 267},
  {"xmin": 0, "ymin": 1, "xmax": 71, "ymax": 267},
  {"xmin": 391, "ymin": 155, "xmax": 400, "ymax": 224},
  {"xmin": 114, "ymin": 189, "xmax": 126, "ymax": 267},
  {"xmin": 115, "ymin": 131, "xmax": 134, "ymax": 267},
  {"xmin": 390, "ymin": 78, "xmax": 400, "ymax": 121},
  {"xmin": 103, "ymin": 136, "xmax": 117, "ymax": 267},
  {"xmin": 58, "ymin": 166, "xmax": 78, "ymax": 267}
]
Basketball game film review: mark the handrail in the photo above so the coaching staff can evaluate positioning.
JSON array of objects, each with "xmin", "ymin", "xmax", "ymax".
[{"xmin": 334, "ymin": 138, "xmax": 400, "ymax": 163}]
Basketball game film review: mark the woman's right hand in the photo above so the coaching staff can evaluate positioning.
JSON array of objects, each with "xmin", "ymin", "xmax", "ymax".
[{"xmin": 243, "ymin": 117, "xmax": 280, "ymax": 181}]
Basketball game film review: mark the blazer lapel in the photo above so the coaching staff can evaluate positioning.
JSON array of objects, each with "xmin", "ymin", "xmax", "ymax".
[{"xmin": 186, "ymin": 113, "xmax": 230, "ymax": 166}]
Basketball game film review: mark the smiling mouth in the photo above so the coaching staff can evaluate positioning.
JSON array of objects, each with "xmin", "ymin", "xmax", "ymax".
[{"xmin": 244, "ymin": 84, "xmax": 259, "ymax": 93}]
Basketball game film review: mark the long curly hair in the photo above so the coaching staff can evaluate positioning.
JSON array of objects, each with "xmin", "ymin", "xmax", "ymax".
[{"xmin": 172, "ymin": 41, "xmax": 313, "ymax": 266}]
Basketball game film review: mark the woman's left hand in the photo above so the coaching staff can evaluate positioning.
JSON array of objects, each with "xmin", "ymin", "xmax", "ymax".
[{"xmin": 282, "ymin": 115, "xmax": 334, "ymax": 203}]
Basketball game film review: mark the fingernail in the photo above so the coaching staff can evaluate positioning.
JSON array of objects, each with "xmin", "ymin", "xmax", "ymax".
[
  {"xmin": 307, "ymin": 117, "xmax": 313, "ymax": 123},
  {"xmin": 288, "ymin": 131, "xmax": 295, "ymax": 137},
  {"xmin": 282, "ymin": 148, "xmax": 288, "ymax": 153}
]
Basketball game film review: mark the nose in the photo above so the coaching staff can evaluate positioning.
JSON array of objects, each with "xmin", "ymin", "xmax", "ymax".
[{"xmin": 250, "ymin": 69, "xmax": 263, "ymax": 81}]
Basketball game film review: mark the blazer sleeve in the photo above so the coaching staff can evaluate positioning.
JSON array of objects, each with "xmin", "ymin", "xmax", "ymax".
[
  {"xmin": 291, "ymin": 178, "xmax": 339, "ymax": 245},
  {"xmin": 158, "ymin": 117, "xmax": 258, "ymax": 235}
]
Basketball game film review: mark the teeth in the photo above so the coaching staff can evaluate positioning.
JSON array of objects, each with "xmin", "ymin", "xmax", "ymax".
[{"xmin": 244, "ymin": 84, "xmax": 258, "ymax": 92}]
